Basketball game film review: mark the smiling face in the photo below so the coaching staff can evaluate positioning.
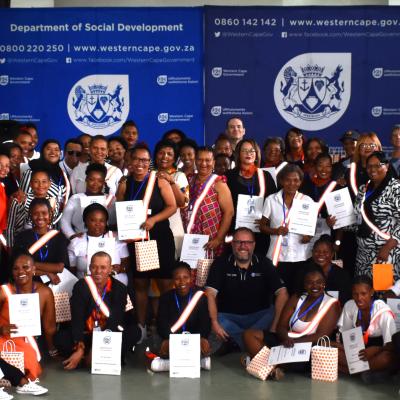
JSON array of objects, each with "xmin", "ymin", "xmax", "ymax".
[
  {"xmin": 30, "ymin": 171, "xmax": 51, "ymax": 198},
  {"xmin": 196, "ymin": 150, "xmax": 214, "ymax": 177},
  {"xmin": 281, "ymin": 171, "xmax": 302, "ymax": 195},
  {"xmin": 86, "ymin": 171, "xmax": 105, "ymax": 195},
  {"xmin": 306, "ymin": 140, "xmax": 322, "ymax": 162},
  {"xmin": 225, "ymin": 118, "xmax": 245, "ymax": 143},
  {"xmin": 264, "ymin": 142, "xmax": 282, "ymax": 165},
  {"xmin": 239, "ymin": 141, "xmax": 257, "ymax": 167},
  {"xmin": 231, "ymin": 230, "xmax": 256, "ymax": 264},
  {"xmin": 312, "ymin": 242, "xmax": 333, "ymax": 269},
  {"xmin": 155, "ymin": 146, "xmax": 175, "ymax": 171},
  {"xmin": 215, "ymin": 139, "xmax": 233, "ymax": 157},
  {"xmin": 358, "ymin": 139, "xmax": 378, "ymax": 160},
  {"xmin": 304, "ymin": 271, "xmax": 326, "ymax": 298},
  {"xmin": 173, "ymin": 267, "xmax": 192, "ymax": 296},
  {"xmin": 89, "ymin": 254, "xmax": 112, "ymax": 288},
  {"xmin": 15, "ymin": 133, "xmax": 33, "ymax": 157},
  {"xmin": 315, "ymin": 157, "xmax": 332, "ymax": 180},
  {"xmin": 129, "ymin": 148, "xmax": 151, "ymax": 179},
  {"xmin": 366, "ymin": 155, "xmax": 388, "ymax": 184},
  {"xmin": 108, "ymin": 140, "xmax": 126, "ymax": 165},
  {"xmin": 0, "ymin": 155, "xmax": 10, "ymax": 179},
  {"xmin": 352, "ymin": 283, "xmax": 374, "ymax": 311},
  {"xmin": 9, "ymin": 147, "xmax": 23, "ymax": 171},
  {"xmin": 180, "ymin": 146, "xmax": 196, "ymax": 171},
  {"xmin": 12, "ymin": 254, "xmax": 35, "ymax": 287},
  {"xmin": 30, "ymin": 203, "xmax": 51, "ymax": 230},
  {"xmin": 90, "ymin": 139, "xmax": 108, "ymax": 164},
  {"xmin": 287, "ymin": 130, "xmax": 303, "ymax": 150},
  {"xmin": 121, "ymin": 126, "xmax": 138, "ymax": 148},
  {"xmin": 43, "ymin": 142, "xmax": 61, "ymax": 164},
  {"xmin": 85, "ymin": 209, "xmax": 107, "ymax": 237}
]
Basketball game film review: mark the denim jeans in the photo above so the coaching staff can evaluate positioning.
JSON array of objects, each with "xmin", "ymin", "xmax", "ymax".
[{"xmin": 218, "ymin": 306, "xmax": 274, "ymax": 349}]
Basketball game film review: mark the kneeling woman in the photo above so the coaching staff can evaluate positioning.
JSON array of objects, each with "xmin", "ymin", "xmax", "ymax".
[
  {"xmin": 60, "ymin": 252, "xmax": 140, "ymax": 370},
  {"xmin": 337, "ymin": 275, "xmax": 397, "ymax": 377},
  {"xmin": 0, "ymin": 250, "xmax": 55, "ymax": 393},
  {"xmin": 149, "ymin": 262, "xmax": 211, "ymax": 372},
  {"xmin": 243, "ymin": 265, "xmax": 340, "ymax": 378}
]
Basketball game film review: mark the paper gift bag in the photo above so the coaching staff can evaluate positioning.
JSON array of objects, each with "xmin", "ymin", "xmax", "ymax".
[
  {"xmin": 54, "ymin": 292, "xmax": 71, "ymax": 323},
  {"xmin": 1, "ymin": 340, "xmax": 24, "ymax": 373},
  {"xmin": 125, "ymin": 295, "xmax": 134, "ymax": 312},
  {"xmin": 195, "ymin": 258, "xmax": 214, "ymax": 287},
  {"xmin": 372, "ymin": 264, "xmax": 393, "ymax": 291},
  {"xmin": 135, "ymin": 240, "xmax": 160, "ymax": 272},
  {"xmin": 246, "ymin": 346, "xmax": 274, "ymax": 381},
  {"xmin": 311, "ymin": 336, "xmax": 338, "ymax": 382}
]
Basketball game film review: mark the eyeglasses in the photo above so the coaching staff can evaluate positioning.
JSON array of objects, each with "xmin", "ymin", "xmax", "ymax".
[
  {"xmin": 366, "ymin": 163, "xmax": 386, "ymax": 170},
  {"xmin": 359, "ymin": 143, "xmax": 377, "ymax": 150},
  {"xmin": 67, "ymin": 150, "xmax": 82, "ymax": 157},
  {"xmin": 240, "ymin": 149, "xmax": 256, "ymax": 154},
  {"xmin": 131, "ymin": 157, "xmax": 151, "ymax": 164},
  {"xmin": 288, "ymin": 133, "xmax": 302, "ymax": 139},
  {"xmin": 232, "ymin": 240, "xmax": 255, "ymax": 246}
]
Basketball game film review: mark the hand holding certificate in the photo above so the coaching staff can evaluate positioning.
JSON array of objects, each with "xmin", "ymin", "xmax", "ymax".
[
  {"xmin": 116, "ymin": 200, "xmax": 147, "ymax": 241},
  {"xmin": 268, "ymin": 342, "xmax": 312, "ymax": 365},
  {"xmin": 325, "ymin": 188, "xmax": 356, "ymax": 229},
  {"xmin": 180, "ymin": 234, "xmax": 209, "ymax": 269},
  {"xmin": 235, "ymin": 194, "xmax": 264, "ymax": 232},
  {"xmin": 342, "ymin": 326, "xmax": 369, "ymax": 374},
  {"xmin": 9, "ymin": 293, "xmax": 41, "ymax": 338},
  {"xmin": 288, "ymin": 198, "xmax": 318, "ymax": 236}
]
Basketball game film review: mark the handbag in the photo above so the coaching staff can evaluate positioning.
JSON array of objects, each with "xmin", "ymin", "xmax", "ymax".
[
  {"xmin": 195, "ymin": 251, "xmax": 214, "ymax": 287},
  {"xmin": 54, "ymin": 292, "xmax": 72, "ymax": 323},
  {"xmin": 246, "ymin": 346, "xmax": 274, "ymax": 381},
  {"xmin": 311, "ymin": 336, "xmax": 338, "ymax": 382},
  {"xmin": 134, "ymin": 238, "xmax": 160, "ymax": 272},
  {"xmin": 1, "ymin": 340, "xmax": 24, "ymax": 373}
]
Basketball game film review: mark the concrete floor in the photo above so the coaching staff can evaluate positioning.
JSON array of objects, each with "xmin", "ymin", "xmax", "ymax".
[{"xmin": 30, "ymin": 350, "xmax": 399, "ymax": 400}]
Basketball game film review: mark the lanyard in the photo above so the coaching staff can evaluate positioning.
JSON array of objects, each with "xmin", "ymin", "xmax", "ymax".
[
  {"xmin": 282, "ymin": 192, "xmax": 292, "ymax": 227},
  {"xmin": 247, "ymin": 175, "xmax": 255, "ymax": 198},
  {"xmin": 33, "ymin": 232, "xmax": 49, "ymax": 262},
  {"xmin": 189, "ymin": 175, "xmax": 212, "ymax": 211},
  {"xmin": 357, "ymin": 300, "xmax": 374, "ymax": 333},
  {"xmin": 94, "ymin": 284, "xmax": 108, "ymax": 325},
  {"xmin": 290, "ymin": 294, "xmax": 324, "ymax": 330},
  {"xmin": 129, "ymin": 174, "xmax": 149, "ymax": 201},
  {"xmin": 174, "ymin": 289, "xmax": 192, "ymax": 332}
]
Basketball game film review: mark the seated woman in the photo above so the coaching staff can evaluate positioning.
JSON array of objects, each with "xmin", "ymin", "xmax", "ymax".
[
  {"xmin": 0, "ymin": 249, "xmax": 56, "ymax": 392},
  {"xmin": 61, "ymin": 163, "xmax": 115, "ymax": 241},
  {"xmin": 149, "ymin": 262, "xmax": 211, "ymax": 372},
  {"xmin": 68, "ymin": 203, "xmax": 128, "ymax": 285},
  {"xmin": 59, "ymin": 251, "xmax": 140, "ymax": 370},
  {"xmin": 13, "ymin": 198, "xmax": 68, "ymax": 286},
  {"xmin": 336, "ymin": 275, "xmax": 397, "ymax": 381},
  {"xmin": 242, "ymin": 264, "xmax": 340, "ymax": 379}
]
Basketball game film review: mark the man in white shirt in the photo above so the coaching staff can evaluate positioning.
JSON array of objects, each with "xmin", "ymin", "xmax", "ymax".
[
  {"xmin": 70, "ymin": 135, "xmax": 123, "ymax": 194},
  {"xmin": 59, "ymin": 139, "xmax": 83, "ymax": 180},
  {"xmin": 20, "ymin": 123, "xmax": 40, "ymax": 161}
]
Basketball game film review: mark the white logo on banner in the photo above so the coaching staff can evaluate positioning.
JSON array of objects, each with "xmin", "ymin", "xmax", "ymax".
[
  {"xmin": 212, "ymin": 67, "xmax": 222, "ymax": 78},
  {"xmin": 0, "ymin": 76, "xmax": 9, "ymax": 86},
  {"xmin": 371, "ymin": 106, "xmax": 382, "ymax": 117},
  {"xmin": 372, "ymin": 68, "xmax": 383, "ymax": 79},
  {"xmin": 157, "ymin": 75, "xmax": 168, "ymax": 86},
  {"xmin": 158, "ymin": 113, "xmax": 169, "ymax": 123},
  {"xmin": 0, "ymin": 113, "xmax": 9, "ymax": 120},
  {"xmin": 67, "ymin": 74, "xmax": 130, "ymax": 136},
  {"xmin": 0, "ymin": 59, "xmax": 6, "ymax": 64},
  {"xmin": 211, "ymin": 106, "xmax": 222, "ymax": 116},
  {"xmin": 274, "ymin": 53, "xmax": 351, "ymax": 131}
]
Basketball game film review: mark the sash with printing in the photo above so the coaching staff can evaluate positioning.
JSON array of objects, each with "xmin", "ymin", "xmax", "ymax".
[{"xmin": 170, "ymin": 291, "xmax": 204, "ymax": 333}]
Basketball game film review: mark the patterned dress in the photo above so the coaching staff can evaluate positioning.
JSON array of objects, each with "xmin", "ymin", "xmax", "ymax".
[
  {"xmin": 181, "ymin": 174, "xmax": 225, "ymax": 256},
  {"xmin": 354, "ymin": 176, "xmax": 400, "ymax": 279}
]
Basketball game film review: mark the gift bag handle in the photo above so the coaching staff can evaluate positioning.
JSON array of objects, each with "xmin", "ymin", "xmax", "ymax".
[
  {"xmin": 206, "ymin": 249, "xmax": 214, "ymax": 260},
  {"xmin": 2, "ymin": 339, "xmax": 16, "ymax": 353},
  {"xmin": 316, "ymin": 335, "xmax": 331, "ymax": 348}
]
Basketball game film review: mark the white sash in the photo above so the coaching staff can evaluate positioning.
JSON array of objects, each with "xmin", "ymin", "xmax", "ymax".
[
  {"xmin": 105, "ymin": 193, "xmax": 114, "ymax": 208},
  {"xmin": 28, "ymin": 230, "xmax": 59, "ymax": 255},
  {"xmin": 275, "ymin": 161, "xmax": 288, "ymax": 175},
  {"xmin": 271, "ymin": 192, "xmax": 304, "ymax": 266},
  {"xmin": 257, "ymin": 168, "xmax": 266, "ymax": 198},
  {"xmin": 316, "ymin": 181, "xmax": 337, "ymax": 212},
  {"xmin": 60, "ymin": 169, "xmax": 71, "ymax": 207},
  {"xmin": 105, "ymin": 166, "xmax": 118, "ymax": 183},
  {"xmin": 0, "ymin": 234, "xmax": 6, "ymax": 248},
  {"xmin": 143, "ymin": 171, "xmax": 157, "ymax": 214},
  {"xmin": 349, "ymin": 162, "xmax": 358, "ymax": 196},
  {"xmin": 186, "ymin": 174, "xmax": 218, "ymax": 234},
  {"xmin": 366, "ymin": 307, "xmax": 394, "ymax": 336},
  {"xmin": 84, "ymin": 276, "xmax": 110, "ymax": 318},
  {"xmin": 1, "ymin": 285, "xmax": 41, "ymax": 362},
  {"xmin": 170, "ymin": 291, "xmax": 204, "ymax": 333},
  {"xmin": 288, "ymin": 297, "xmax": 338, "ymax": 339}
]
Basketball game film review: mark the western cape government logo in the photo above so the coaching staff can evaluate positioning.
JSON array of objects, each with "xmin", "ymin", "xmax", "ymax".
[
  {"xmin": 67, "ymin": 74, "xmax": 130, "ymax": 136},
  {"xmin": 274, "ymin": 53, "xmax": 351, "ymax": 131}
]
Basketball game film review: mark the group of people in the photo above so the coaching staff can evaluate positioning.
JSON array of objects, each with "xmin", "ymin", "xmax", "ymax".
[{"xmin": 0, "ymin": 118, "xmax": 399, "ymax": 397}]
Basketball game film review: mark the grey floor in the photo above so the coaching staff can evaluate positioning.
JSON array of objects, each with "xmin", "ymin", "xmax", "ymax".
[{"xmin": 32, "ymin": 349, "xmax": 399, "ymax": 400}]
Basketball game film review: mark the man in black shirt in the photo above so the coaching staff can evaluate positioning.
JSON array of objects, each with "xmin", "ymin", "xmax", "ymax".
[{"xmin": 205, "ymin": 227, "xmax": 289, "ymax": 351}]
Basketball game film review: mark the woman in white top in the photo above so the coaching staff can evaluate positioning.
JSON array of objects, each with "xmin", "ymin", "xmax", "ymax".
[
  {"xmin": 67, "ymin": 203, "xmax": 128, "ymax": 285},
  {"xmin": 154, "ymin": 139, "xmax": 189, "ymax": 259},
  {"xmin": 61, "ymin": 163, "xmax": 115, "ymax": 240},
  {"xmin": 260, "ymin": 163, "xmax": 314, "ymax": 294},
  {"xmin": 337, "ymin": 275, "xmax": 397, "ymax": 375}
]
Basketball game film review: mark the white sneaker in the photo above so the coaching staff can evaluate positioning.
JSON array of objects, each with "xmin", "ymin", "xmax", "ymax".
[
  {"xmin": 16, "ymin": 379, "xmax": 48, "ymax": 396},
  {"xmin": 201, "ymin": 357, "xmax": 211, "ymax": 371},
  {"xmin": 150, "ymin": 357, "xmax": 170, "ymax": 372},
  {"xmin": 0, "ymin": 388, "xmax": 13, "ymax": 400},
  {"xmin": 137, "ymin": 324, "xmax": 147, "ymax": 345}
]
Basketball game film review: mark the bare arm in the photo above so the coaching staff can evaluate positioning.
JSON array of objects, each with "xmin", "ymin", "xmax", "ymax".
[
  {"xmin": 205, "ymin": 287, "xmax": 229, "ymax": 341},
  {"xmin": 41, "ymin": 286, "xmax": 56, "ymax": 350},
  {"xmin": 115, "ymin": 176, "xmax": 127, "ymax": 201},
  {"xmin": 270, "ymin": 288, "xmax": 289, "ymax": 332},
  {"xmin": 34, "ymin": 262, "xmax": 64, "ymax": 274},
  {"xmin": 259, "ymin": 216, "xmax": 288, "ymax": 236}
]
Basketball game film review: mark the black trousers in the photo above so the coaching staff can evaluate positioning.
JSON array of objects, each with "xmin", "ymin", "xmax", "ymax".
[{"xmin": 0, "ymin": 358, "xmax": 24, "ymax": 386}]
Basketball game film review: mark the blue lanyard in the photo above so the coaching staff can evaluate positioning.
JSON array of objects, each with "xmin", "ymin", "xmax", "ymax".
[
  {"xmin": 33, "ymin": 232, "xmax": 49, "ymax": 262},
  {"xmin": 357, "ymin": 300, "xmax": 374, "ymax": 333},
  {"xmin": 174, "ymin": 289, "xmax": 192, "ymax": 332},
  {"xmin": 364, "ymin": 182, "xmax": 375, "ymax": 201},
  {"xmin": 282, "ymin": 192, "xmax": 289, "ymax": 226},
  {"xmin": 247, "ymin": 175, "xmax": 255, "ymax": 198},
  {"xmin": 94, "ymin": 284, "xmax": 108, "ymax": 324},
  {"xmin": 129, "ymin": 174, "xmax": 149, "ymax": 201},
  {"xmin": 290, "ymin": 294, "xmax": 324, "ymax": 329}
]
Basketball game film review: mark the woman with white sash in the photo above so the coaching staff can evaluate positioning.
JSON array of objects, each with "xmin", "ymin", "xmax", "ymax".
[
  {"xmin": 61, "ymin": 163, "xmax": 115, "ymax": 241},
  {"xmin": 13, "ymin": 198, "xmax": 68, "ymax": 286},
  {"xmin": 59, "ymin": 251, "xmax": 140, "ymax": 370},
  {"xmin": 336, "ymin": 275, "xmax": 397, "ymax": 379},
  {"xmin": 242, "ymin": 264, "xmax": 340, "ymax": 379},
  {"xmin": 353, "ymin": 151, "xmax": 400, "ymax": 279},
  {"xmin": 116, "ymin": 143, "xmax": 177, "ymax": 343},
  {"xmin": 153, "ymin": 139, "xmax": 189, "ymax": 259},
  {"xmin": 226, "ymin": 139, "xmax": 277, "ymax": 253},
  {"xmin": 260, "ymin": 164, "xmax": 314, "ymax": 294},
  {"xmin": 181, "ymin": 146, "xmax": 234, "ymax": 256}
]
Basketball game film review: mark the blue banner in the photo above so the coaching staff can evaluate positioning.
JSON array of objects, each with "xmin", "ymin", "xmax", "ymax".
[
  {"xmin": 0, "ymin": 7, "xmax": 203, "ymax": 152},
  {"xmin": 204, "ymin": 6, "xmax": 400, "ymax": 146}
]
